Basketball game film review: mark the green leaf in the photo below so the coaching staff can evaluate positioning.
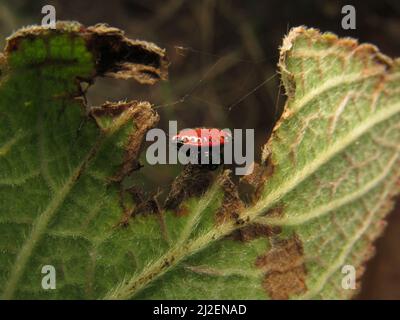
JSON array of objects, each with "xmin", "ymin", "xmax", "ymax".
[{"xmin": 1, "ymin": 24, "xmax": 399, "ymax": 300}]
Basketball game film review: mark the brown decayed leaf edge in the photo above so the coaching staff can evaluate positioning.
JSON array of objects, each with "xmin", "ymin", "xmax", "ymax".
[
  {"xmin": 256, "ymin": 235, "xmax": 307, "ymax": 299},
  {"xmin": 90, "ymin": 100, "xmax": 160, "ymax": 181},
  {"xmin": 0, "ymin": 53, "xmax": 5, "ymax": 69},
  {"xmin": 5, "ymin": 21, "xmax": 169, "ymax": 84},
  {"xmin": 229, "ymin": 223, "xmax": 281, "ymax": 242},
  {"xmin": 164, "ymin": 164, "xmax": 215, "ymax": 211},
  {"xmin": 239, "ymin": 161, "xmax": 274, "ymax": 204},
  {"xmin": 215, "ymin": 170, "xmax": 245, "ymax": 224}
]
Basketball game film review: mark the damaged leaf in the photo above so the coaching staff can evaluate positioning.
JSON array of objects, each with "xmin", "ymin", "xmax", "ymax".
[
  {"xmin": 0, "ymin": 21, "xmax": 165, "ymax": 299},
  {"xmin": 253, "ymin": 27, "xmax": 400, "ymax": 299},
  {"xmin": 1, "ymin": 23, "xmax": 400, "ymax": 300},
  {"xmin": 118, "ymin": 27, "xmax": 400, "ymax": 300}
]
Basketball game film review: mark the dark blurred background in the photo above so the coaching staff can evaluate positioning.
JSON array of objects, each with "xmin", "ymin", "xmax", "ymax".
[{"xmin": 0, "ymin": 0, "xmax": 399, "ymax": 299}]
